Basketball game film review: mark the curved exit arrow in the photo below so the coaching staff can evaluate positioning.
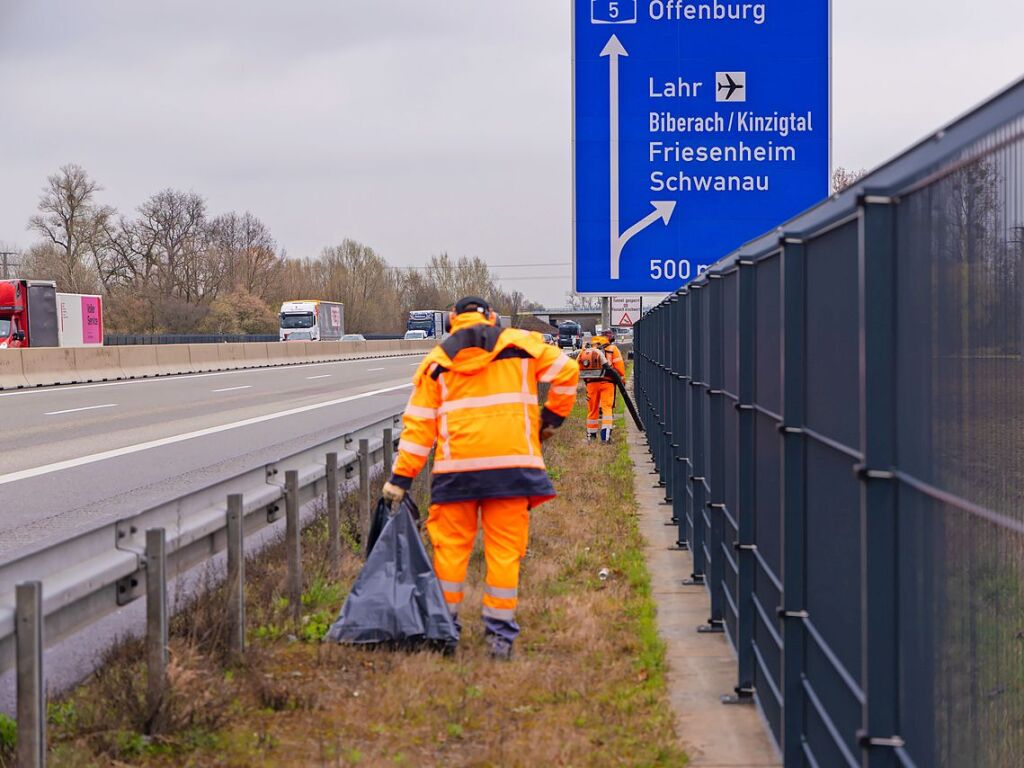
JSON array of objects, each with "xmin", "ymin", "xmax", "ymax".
[
  {"xmin": 602, "ymin": 34, "xmax": 678, "ymax": 280},
  {"xmin": 617, "ymin": 201, "xmax": 677, "ymax": 258}
]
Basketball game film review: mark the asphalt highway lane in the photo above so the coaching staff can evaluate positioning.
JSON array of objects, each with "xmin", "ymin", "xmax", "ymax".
[{"xmin": 0, "ymin": 355, "xmax": 424, "ymax": 559}]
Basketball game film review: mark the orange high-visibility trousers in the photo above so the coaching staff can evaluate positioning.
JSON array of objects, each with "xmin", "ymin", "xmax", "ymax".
[
  {"xmin": 586, "ymin": 381, "xmax": 616, "ymax": 436},
  {"xmin": 426, "ymin": 497, "xmax": 530, "ymax": 626}
]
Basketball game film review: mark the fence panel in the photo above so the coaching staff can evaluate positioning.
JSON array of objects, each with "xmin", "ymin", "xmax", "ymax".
[
  {"xmin": 633, "ymin": 79, "xmax": 1024, "ymax": 768},
  {"xmin": 720, "ymin": 270, "xmax": 742, "ymax": 649},
  {"xmin": 750, "ymin": 252, "xmax": 785, "ymax": 743},
  {"xmin": 893, "ymin": 117, "xmax": 1024, "ymax": 768}
]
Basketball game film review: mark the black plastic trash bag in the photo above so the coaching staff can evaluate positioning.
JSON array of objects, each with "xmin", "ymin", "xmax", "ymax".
[
  {"xmin": 366, "ymin": 496, "xmax": 420, "ymax": 558},
  {"xmin": 326, "ymin": 497, "xmax": 458, "ymax": 651}
]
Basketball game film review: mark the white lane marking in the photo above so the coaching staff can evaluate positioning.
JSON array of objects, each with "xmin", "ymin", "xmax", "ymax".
[
  {"xmin": 367, "ymin": 368, "xmax": 385, "ymax": 372},
  {"xmin": 409, "ymin": 362, "xmax": 421, "ymax": 366},
  {"xmin": 0, "ymin": 383, "xmax": 413, "ymax": 487},
  {"xmin": 212, "ymin": 385, "xmax": 252, "ymax": 393},
  {"xmin": 0, "ymin": 355, "xmax": 425, "ymax": 399},
  {"xmin": 306, "ymin": 375, "xmax": 332, "ymax": 380},
  {"xmin": 44, "ymin": 404, "xmax": 118, "ymax": 416}
]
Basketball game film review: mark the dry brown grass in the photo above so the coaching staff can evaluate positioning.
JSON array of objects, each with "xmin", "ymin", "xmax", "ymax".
[{"xmin": 47, "ymin": 395, "xmax": 685, "ymax": 767}]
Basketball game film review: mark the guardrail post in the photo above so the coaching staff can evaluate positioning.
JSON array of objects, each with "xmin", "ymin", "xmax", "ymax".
[
  {"xmin": 226, "ymin": 494, "xmax": 245, "ymax": 657},
  {"xmin": 16, "ymin": 581, "xmax": 45, "ymax": 768},
  {"xmin": 359, "ymin": 439, "xmax": 371, "ymax": 554},
  {"xmin": 780, "ymin": 236, "xmax": 808, "ymax": 762},
  {"xmin": 285, "ymin": 470, "xmax": 302, "ymax": 626},
  {"xmin": 145, "ymin": 528, "xmax": 168, "ymax": 727},
  {"xmin": 383, "ymin": 428, "xmax": 394, "ymax": 477},
  {"xmin": 858, "ymin": 193, "xmax": 901, "ymax": 767},
  {"xmin": 326, "ymin": 452, "xmax": 341, "ymax": 574}
]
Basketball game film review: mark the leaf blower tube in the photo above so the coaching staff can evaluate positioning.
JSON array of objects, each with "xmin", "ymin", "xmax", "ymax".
[{"xmin": 603, "ymin": 364, "xmax": 645, "ymax": 432}]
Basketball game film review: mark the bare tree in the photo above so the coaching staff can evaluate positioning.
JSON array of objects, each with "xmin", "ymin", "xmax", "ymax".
[
  {"xmin": 21, "ymin": 166, "xmax": 549, "ymax": 335},
  {"xmin": 0, "ymin": 243, "xmax": 22, "ymax": 280},
  {"xmin": 565, "ymin": 292, "xmax": 602, "ymax": 311},
  {"xmin": 27, "ymin": 164, "xmax": 113, "ymax": 292},
  {"xmin": 207, "ymin": 212, "xmax": 282, "ymax": 300},
  {"xmin": 135, "ymin": 189, "xmax": 210, "ymax": 301},
  {"xmin": 832, "ymin": 166, "xmax": 868, "ymax": 194}
]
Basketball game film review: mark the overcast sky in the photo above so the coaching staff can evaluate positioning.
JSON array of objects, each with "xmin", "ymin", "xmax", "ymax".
[{"xmin": 1, "ymin": 1, "xmax": 1022, "ymax": 306}]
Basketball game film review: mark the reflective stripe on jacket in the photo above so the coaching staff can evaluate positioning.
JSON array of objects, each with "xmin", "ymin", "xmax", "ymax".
[{"xmin": 389, "ymin": 313, "xmax": 580, "ymax": 506}]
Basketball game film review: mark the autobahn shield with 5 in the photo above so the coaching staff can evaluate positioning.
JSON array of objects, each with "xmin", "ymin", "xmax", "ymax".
[{"xmin": 573, "ymin": 0, "xmax": 830, "ymax": 294}]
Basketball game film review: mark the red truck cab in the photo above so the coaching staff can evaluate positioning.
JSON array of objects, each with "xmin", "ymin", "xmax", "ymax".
[{"xmin": 0, "ymin": 279, "xmax": 60, "ymax": 349}]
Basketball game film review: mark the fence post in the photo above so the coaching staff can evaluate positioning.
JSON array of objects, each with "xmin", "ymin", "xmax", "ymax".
[
  {"xmin": 326, "ymin": 452, "xmax": 341, "ymax": 574},
  {"xmin": 359, "ymin": 439, "xmax": 371, "ymax": 554},
  {"xmin": 726, "ymin": 258, "xmax": 757, "ymax": 704},
  {"xmin": 145, "ymin": 528, "xmax": 168, "ymax": 726},
  {"xmin": 703, "ymin": 274, "xmax": 726, "ymax": 631},
  {"xmin": 383, "ymin": 427, "xmax": 394, "ymax": 478},
  {"xmin": 687, "ymin": 284, "xmax": 707, "ymax": 585},
  {"xmin": 667, "ymin": 294, "xmax": 684, "ymax": 536},
  {"xmin": 858, "ymin": 193, "xmax": 901, "ymax": 766},
  {"xmin": 662, "ymin": 298, "xmax": 676, "ymax": 506},
  {"xmin": 780, "ymin": 236, "xmax": 808, "ymax": 761},
  {"xmin": 16, "ymin": 581, "xmax": 45, "ymax": 768},
  {"xmin": 226, "ymin": 494, "xmax": 245, "ymax": 657},
  {"xmin": 284, "ymin": 470, "xmax": 302, "ymax": 626},
  {"xmin": 672, "ymin": 291, "xmax": 691, "ymax": 551}
]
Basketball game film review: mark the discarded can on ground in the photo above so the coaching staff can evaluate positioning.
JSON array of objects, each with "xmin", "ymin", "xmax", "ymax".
[{"xmin": 598, "ymin": 568, "xmax": 611, "ymax": 581}]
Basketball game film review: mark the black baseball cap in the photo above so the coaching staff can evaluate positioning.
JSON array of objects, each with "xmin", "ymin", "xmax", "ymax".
[{"xmin": 454, "ymin": 296, "xmax": 491, "ymax": 315}]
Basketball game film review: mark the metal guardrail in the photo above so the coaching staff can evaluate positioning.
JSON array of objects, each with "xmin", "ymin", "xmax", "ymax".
[
  {"xmin": 0, "ymin": 410, "xmax": 404, "ymax": 764},
  {"xmin": 635, "ymin": 77, "xmax": 1024, "ymax": 767}
]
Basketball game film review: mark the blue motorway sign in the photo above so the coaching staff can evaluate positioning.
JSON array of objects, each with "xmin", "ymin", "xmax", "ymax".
[{"xmin": 573, "ymin": 0, "xmax": 830, "ymax": 294}]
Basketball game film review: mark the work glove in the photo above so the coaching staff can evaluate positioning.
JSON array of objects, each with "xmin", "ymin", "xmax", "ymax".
[
  {"xmin": 382, "ymin": 482, "xmax": 406, "ymax": 503},
  {"xmin": 539, "ymin": 425, "xmax": 557, "ymax": 443}
]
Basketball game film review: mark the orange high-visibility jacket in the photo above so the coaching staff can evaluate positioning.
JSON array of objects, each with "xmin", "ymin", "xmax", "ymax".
[
  {"xmin": 388, "ymin": 313, "xmax": 580, "ymax": 506},
  {"xmin": 584, "ymin": 336, "xmax": 626, "ymax": 383}
]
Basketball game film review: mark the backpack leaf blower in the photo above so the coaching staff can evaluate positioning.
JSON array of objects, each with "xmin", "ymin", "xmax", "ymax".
[{"xmin": 603, "ymin": 365, "xmax": 644, "ymax": 432}]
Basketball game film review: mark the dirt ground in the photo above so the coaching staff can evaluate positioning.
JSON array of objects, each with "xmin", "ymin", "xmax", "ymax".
[{"xmin": 34, "ymin": 391, "xmax": 686, "ymax": 767}]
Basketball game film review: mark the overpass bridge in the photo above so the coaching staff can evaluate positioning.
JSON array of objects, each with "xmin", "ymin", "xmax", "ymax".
[{"xmin": 519, "ymin": 308, "xmax": 603, "ymax": 333}]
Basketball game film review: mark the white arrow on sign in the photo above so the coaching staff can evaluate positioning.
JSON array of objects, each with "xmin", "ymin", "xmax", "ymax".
[{"xmin": 601, "ymin": 34, "xmax": 677, "ymax": 280}]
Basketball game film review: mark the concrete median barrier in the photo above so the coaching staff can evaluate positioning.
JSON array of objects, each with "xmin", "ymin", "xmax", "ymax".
[
  {"xmin": 264, "ymin": 342, "xmax": 292, "ymax": 367},
  {"xmin": 217, "ymin": 343, "xmax": 246, "ymax": 368},
  {"xmin": 21, "ymin": 348, "xmax": 79, "ymax": 386},
  {"xmin": 304, "ymin": 341, "xmax": 340, "ymax": 363},
  {"xmin": 188, "ymin": 344, "xmax": 222, "ymax": 373},
  {"xmin": 156, "ymin": 345, "xmax": 192, "ymax": 376},
  {"xmin": 72, "ymin": 347, "xmax": 123, "ymax": 383},
  {"xmin": 0, "ymin": 350, "xmax": 29, "ymax": 390},
  {"xmin": 5, "ymin": 339, "xmax": 425, "ymax": 389},
  {"xmin": 284, "ymin": 342, "xmax": 308, "ymax": 362},
  {"xmin": 338, "ymin": 341, "xmax": 362, "ymax": 358},
  {"xmin": 117, "ymin": 346, "xmax": 160, "ymax": 378},
  {"xmin": 241, "ymin": 343, "xmax": 270, "ymax": 368}
]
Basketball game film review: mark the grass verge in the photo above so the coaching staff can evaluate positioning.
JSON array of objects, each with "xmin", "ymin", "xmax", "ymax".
[{"xmin": 42, "ymin": 382, "xmax": 685, "ymax": 767}]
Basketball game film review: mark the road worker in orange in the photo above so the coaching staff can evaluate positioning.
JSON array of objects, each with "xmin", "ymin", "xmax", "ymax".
[
  {"xmin": 382, "ymin": 296, "xmax": 580, "ymax": 659},
  {"xmin": 579, "ymin": 328, "xmax": 626, "ymax": 443}
]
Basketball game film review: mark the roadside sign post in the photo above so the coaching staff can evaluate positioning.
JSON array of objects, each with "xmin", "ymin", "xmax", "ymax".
[{"xmin": 573, "ymin": 0, "xmax": 830, "ymax": 294}]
